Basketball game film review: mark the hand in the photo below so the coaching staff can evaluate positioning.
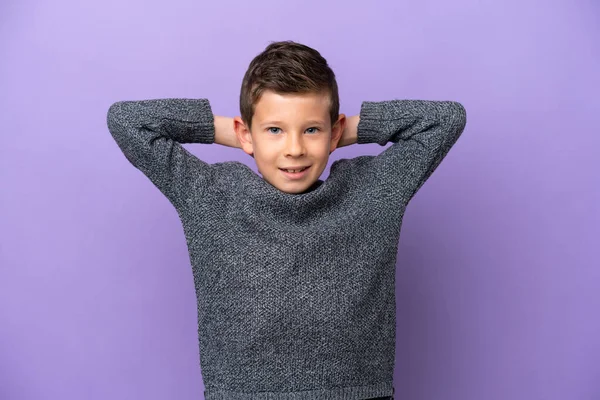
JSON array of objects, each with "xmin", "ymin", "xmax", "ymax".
[
  {"xmin": 214, "ymin": 116, "xmax": 241, "ymax": 148},
  {"xmin": 337, "ymin": 115, "xmax": 359, "ymax": 148}
]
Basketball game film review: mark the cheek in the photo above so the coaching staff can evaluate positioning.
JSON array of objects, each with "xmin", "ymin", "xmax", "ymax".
[
  {"xmin": 310, "ymin": 141, "xmax": 331, "ymax": 161},
  {"xmin": 253, "ymin": 146, "xmax": 279, "ymax": 169}
]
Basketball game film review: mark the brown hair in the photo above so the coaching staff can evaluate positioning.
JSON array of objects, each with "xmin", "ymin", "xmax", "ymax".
[{"xmin": 239, "ymin": 40, "xmax": 339, "ymax": 130}]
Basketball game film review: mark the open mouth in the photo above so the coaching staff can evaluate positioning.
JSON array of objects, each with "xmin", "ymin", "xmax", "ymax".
[
  {"xmin": 280, "ymin": 167, "xmax": 309, "ymax": 173},
  {"xmin": 279, "ymin": 166, "xmax": 311, "ymax": 179}
]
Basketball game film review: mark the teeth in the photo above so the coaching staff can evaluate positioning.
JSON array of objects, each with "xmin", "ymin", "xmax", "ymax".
[{"xmin": 284, "ymin": 167, "xmax": 307, "ymax": 173}]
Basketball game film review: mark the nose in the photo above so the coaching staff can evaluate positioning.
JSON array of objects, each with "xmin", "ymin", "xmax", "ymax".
[{"xmin": 284, "ymin": 132, "xmax": 306, "ymax": 157}]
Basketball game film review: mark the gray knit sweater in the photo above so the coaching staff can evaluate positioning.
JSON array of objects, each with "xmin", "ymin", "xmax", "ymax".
[{"xmin": 106, "ymin": 98, "xmax": 466, "ymax": 400}]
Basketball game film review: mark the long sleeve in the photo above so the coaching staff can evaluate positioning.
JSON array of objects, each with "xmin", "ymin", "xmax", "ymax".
[
  {"xmin": 106, "ymin": 98, "xmax": 216, "ymax": 211},
  {"xmin": 356, "ymin": 99, "xmax": 467, "ymax": 203}
]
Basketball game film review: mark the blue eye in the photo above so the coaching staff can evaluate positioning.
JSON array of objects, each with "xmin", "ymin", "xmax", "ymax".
[{"xmin": 267, "ymin": 127, "xmax": 320, "ymax": 134}]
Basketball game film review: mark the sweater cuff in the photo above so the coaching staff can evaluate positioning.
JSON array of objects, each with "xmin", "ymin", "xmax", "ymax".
[
  {"xmin": 185, "ymin": 98, "xmax": 215, "ymax": 144},
  {"xmin": 356, "ymin": 101, "xmax": 394, "ymax": 146}
]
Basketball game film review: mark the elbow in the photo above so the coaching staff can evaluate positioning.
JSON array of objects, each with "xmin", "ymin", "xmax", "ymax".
[
  {"xmin": 449, "ymin": 101, "xmax": 467, "ymax": 133},
  {"xmin": 455, "ymin": 101, "xmax": 467, "ymax": 121},
  {"xmin": 106, "ymin": 101, "xmax": 129, "ymax": 133}
]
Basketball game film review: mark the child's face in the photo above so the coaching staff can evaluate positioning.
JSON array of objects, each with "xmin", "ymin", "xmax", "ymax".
[{"xmin": 235, "ymin": 90, "xmax": 345, "ymax": 194}]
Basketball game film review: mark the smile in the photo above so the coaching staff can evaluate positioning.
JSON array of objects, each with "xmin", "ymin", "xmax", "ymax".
[{"xmin": 279, "ymin": 166, "xmax": 311, "ymax": 179}]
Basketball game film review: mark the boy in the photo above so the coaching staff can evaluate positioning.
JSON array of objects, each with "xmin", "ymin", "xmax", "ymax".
[{"xmin": 107, "ymin": 40, "xmax": 466, "ymax": 400}]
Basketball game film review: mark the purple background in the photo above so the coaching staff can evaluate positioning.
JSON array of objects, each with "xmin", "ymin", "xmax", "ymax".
[{"xmin": 1, "ymin": 0, "xmax": 599, "ymax": 399}]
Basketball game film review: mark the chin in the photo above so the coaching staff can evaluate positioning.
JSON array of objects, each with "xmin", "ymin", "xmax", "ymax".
[
  {"xmin": 276, "ymin": 184, "xmax": 309, "ymax": 194},
  {"xmin": 274, "ymin": 179, "xmax": 316, "ymax": 194}
]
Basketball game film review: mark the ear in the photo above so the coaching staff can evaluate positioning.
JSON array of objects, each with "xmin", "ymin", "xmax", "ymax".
[
  {"xmin": 329, "ymin": 113, "xmax": 346, "ymax": 154},
  {"xmin": 234, "ymin": 116, "xmax": 254, "ymax": 157}
]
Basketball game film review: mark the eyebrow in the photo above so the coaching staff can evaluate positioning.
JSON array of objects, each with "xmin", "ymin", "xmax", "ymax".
[{"xmin": 260, "ymin": 120, "xmax": 326, "ymax": 127}]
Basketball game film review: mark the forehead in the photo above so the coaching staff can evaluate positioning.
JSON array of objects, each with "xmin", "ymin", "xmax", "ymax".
[{"xmin": 253, "ymin": 91, "xmax": 330, "ymax": 122}]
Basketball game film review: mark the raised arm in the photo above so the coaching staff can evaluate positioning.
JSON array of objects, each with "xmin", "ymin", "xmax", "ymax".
[
  {"xmin": 351, "ymin": 99, "xmax": 467, "ymax": 203},
  {"xmin": 106, "ymin": 98, "xmax": 216, "ymax": 211}
]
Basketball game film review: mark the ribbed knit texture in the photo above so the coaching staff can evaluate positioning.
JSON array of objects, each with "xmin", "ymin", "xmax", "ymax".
[{"xmin": 106, "ymin": 98, "xmax": 467, "ymax": 400}]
